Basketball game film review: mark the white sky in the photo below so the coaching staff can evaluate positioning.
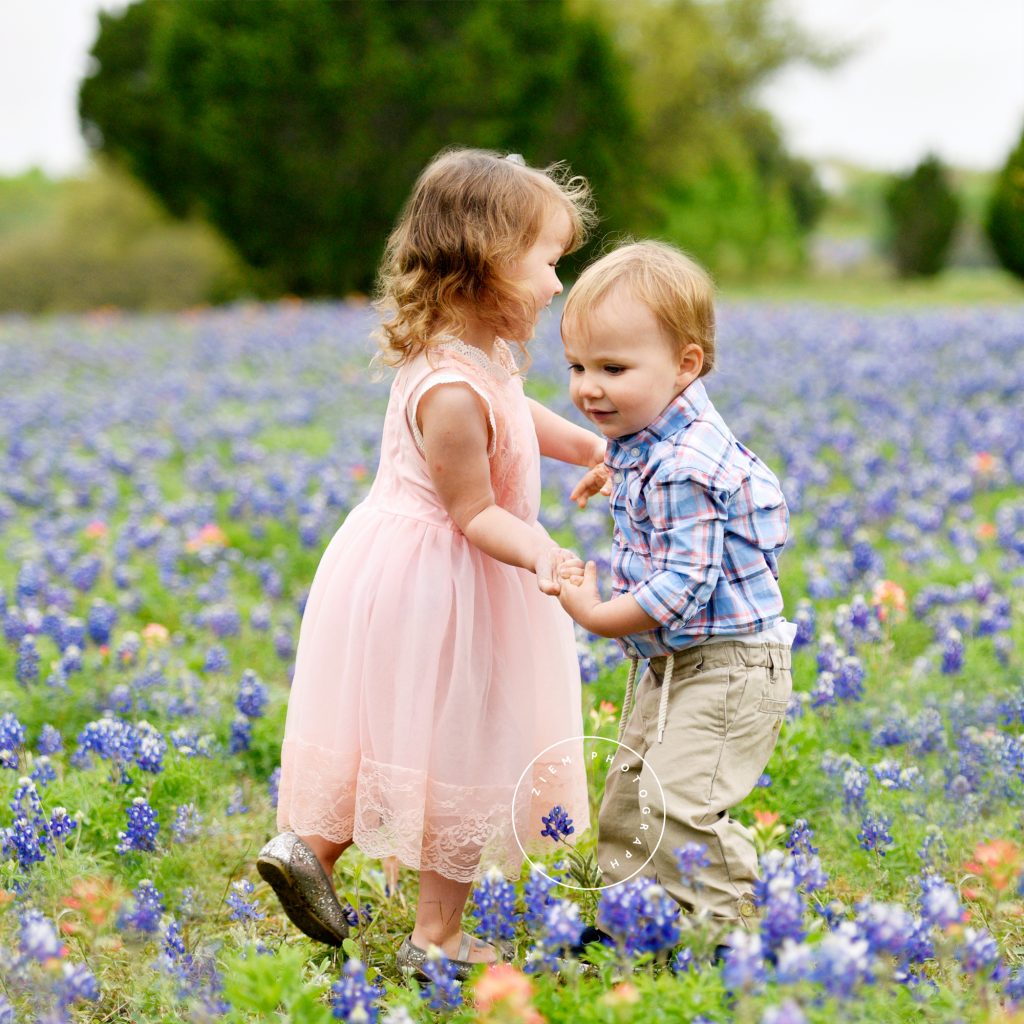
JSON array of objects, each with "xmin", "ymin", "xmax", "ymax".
[{"xmin": 1, "ymin": 0, "xmax": 1023, "ymax": 177}]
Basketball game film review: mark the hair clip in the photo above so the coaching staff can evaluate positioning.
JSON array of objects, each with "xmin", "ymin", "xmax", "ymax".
[{"xmin": 504, "ymin": 153, "xmax": 526, "ymax": 166}]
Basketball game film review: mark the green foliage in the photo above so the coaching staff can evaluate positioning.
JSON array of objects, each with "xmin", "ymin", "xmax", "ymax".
[
  {"xmin": 0, "ymin": 170, "xmax": 61, "ymax": 235},
  {"xmin": 0, "ymin": 163, "xmax": 250, "ymax": 313},
  {"xmin": 986, "ymin": 123, "xmax": 1024, "ymax": 281},
  {"xmin": 578, "ymin": 0, "xmax": 840, "ymax": 276},
  {"xmin": 883, "ymin": 155, "xmax": 961, "ymax": 279},
  {"xmin": 79, "ymin": 0, "xmax": 638, "ymax": 295}
]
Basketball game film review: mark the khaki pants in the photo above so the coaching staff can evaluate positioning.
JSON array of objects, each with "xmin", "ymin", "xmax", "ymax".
[{"xmin": 597, "ymin": 641, "xmax": 792, "ymax": 926}]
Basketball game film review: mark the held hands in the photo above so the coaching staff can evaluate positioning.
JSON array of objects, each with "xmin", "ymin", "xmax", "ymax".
[
  {"xmin": 535, "ymin": 547, "xmax": 585, "ymax": 596},
  {"xmin": 570, "ymin": 463, "xmax": 612, "ymax": 509},
  {"xmin": 556, "ymin": 559, "xmax": 602, "ymax": 630}
]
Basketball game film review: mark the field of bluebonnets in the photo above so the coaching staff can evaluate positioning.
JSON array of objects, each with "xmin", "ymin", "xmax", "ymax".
[{"xmin": 2, "ymin": 296, "xmax": 1024, "ymax": 1024}]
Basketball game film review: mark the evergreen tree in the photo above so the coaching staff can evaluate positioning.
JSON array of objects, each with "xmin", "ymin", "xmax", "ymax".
[
  {"xmin": 985, "ymin": 124, "xmax": 1024, "ymax": 282},
  {"xmin": 883, "ymin": 155, "xmax": 960, "ymax": 278}
]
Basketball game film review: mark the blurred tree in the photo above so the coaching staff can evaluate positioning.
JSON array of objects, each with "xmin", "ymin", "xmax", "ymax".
[
  {"xmin": 883, "ymin": 155, "xmax": 961, "ymax": 278},
  {"xmin": 986, "ymin": 124, "xmax": 1024, "ymax": 281},
  {"xmin": 79, "ymin": 0, "xmax": 637, "ymax": 295},
  {"xmin": 0, "ymin": 162, "xmax": 248, "ymax": 313},
  {"xmin": 575, "ymin": 0, "xmax": 840, "ymax": 275}
]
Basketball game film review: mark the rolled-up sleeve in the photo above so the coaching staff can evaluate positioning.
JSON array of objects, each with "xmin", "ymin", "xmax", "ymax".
[{"xmin": 631, "ymin": 469, "xmax": 728, "ymax": 630}]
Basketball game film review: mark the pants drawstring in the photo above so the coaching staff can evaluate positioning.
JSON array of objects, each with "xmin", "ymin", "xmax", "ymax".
[
  {"xmin": 656, "ymin": 651, "xmax": 675, "ymax": 744},
  {"xmin": 617, "ymin": 657, "xmax": 640, "ymax": 742}
]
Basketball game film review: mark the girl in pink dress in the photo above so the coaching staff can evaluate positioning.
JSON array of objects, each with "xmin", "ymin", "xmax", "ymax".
[{"xmin": 259, "ymin": 148, "xmax": 606, "ymax": 975}]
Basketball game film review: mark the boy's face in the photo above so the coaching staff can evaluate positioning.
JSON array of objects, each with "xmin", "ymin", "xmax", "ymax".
[{"xmin": 563, "ymin": 288, "xmax": 703, "ymax": 440}]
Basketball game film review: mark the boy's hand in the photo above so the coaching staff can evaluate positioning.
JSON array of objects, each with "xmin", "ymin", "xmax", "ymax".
[
  {"xmin": 557, "ymin": 560, "xmax": 602, "ymax": 629},
  {"xmin": 570, "ymin": 463, "xmax": 612, "ymax": 509},
  {"xmin": 536, "ymin": 547, "xmax": 583, "ymax": 596}
]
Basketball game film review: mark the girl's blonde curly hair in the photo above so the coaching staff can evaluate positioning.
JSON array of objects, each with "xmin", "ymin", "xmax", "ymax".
[{"xmin": 374, "ymin": 147, "xmax": 595, "ymax": 368}]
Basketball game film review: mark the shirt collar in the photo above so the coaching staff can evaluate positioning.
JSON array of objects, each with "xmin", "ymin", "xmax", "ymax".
[{"xmin": 605, "ymin": 380, "xmax": 709, "ymax": 469}]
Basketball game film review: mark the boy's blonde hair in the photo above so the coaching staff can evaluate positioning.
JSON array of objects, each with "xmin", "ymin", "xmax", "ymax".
[
  {"xmin": 376, "ymin": 147, "xmax": 595, "ymax": 367},
  {"xmin": 562, "ymin": 240, "xmax": 716, "ymax": 376}
]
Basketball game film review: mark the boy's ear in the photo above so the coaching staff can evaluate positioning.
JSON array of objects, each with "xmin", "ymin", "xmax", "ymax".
[{"xmin": 677, "ymin": 343, "xmax": 704, "ymax": 386}]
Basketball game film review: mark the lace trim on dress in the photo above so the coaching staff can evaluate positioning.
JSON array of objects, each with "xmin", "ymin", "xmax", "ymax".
[
  {"xmin": 435, "ymin": 335, "xmax": 517, "ymax": 379},
  {"xmin": 407, "ymin": 374, "xmax": 498, "ymax": 457}
]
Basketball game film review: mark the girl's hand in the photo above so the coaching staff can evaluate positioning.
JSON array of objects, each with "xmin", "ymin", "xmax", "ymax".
[
  {"xmin": 557, "ymin": 560, "xmax": 602, "ymax": 629},
  {"xmin": 570, "ymin": 463, "xmax": 612, "ymax": 509},
  {"xmin": 536, "ymin": 547, "xmax": 584, "ymax": 595}
]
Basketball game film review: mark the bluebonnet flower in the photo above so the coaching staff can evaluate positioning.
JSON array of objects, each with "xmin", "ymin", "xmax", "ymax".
[
  {"xmin": 417, "ymin": 948, "xmax": 463, "ymax": 1011},
  {"xmin": 956, "ymin": 927, "xmax": 1001, "ymax": 976},
  {"xmin": 116, "ymin": 796, "xmax": 159, "ymax": 854},
  {"xmin": 1005, "ymin": 967, "xmax": 1024, "ymax": 1005},
  {"xmin": 941, "ymin": 628, "xmax": 964, "ymax": 674},
  {"xmin": 775, "ymin": 939, "xmax": 814, "ymax": 984},
  {"xmin": 15, "ymin": 634, "xmax": 40, "ymax": 686},
  {"xmin": 37, "ymin": 723, "xmax": 63, "ymax": 755},
  {"xmin": 786, "ymin": 819, "xmax": 818, "ymax": 856},
  {"xmin": 173, "ymin": 803, "xmax": 204, "ymax": 844},
  {"xmin": 672, "ymin": 947, "xmax": 697, "ymax": 974},
  {"xmin": 48, "ymin": 807, "xmax": 78, "ymax": 844},
  {"xmin": 250, "ymin": 604, "xmax": 272, "ymax": 631},
  {"xmin": 526, "ymin": 898, "xmax": 584, "ymax": 969},
  {"xmin": 756, "ymin": 772, "xmax": 772, "ymax": 788},
  {"xmin": 872, "ymin": 706, "xmax": 911, "ymax": 748},
  {"xmin": 226, "ymin": 787, "xmax": 249, "ymax": 815},
  {"xmin": 118, "ymin": 879, "xmax": 166, "ymax": 934},
  {"xmin": 918, "ymin": 825, "xmax": 948, "ymax": 867},
  {"xmin": 834, "ymin": 656, "xmax": 865, "ymax": 701},
  {"xmin": 133, "ymin": 721, "xmax": 167, "ymax": 774},
  {"xmin": 540, "ymin": 806, "xmax": 575, "ymax": 842},
  {"xmin": 226, "ymin": 879, "xmax": 265, "ymax": 922},
  {"xmin": 871, "ymin": 759, "xmax": 921, "ymax": 791},
  {"xmin": 204, "ymin": 603, "xmax": 241, "ymax": 638},
  {"xmin": 791, "ymin": 600, "xmax": 816, "ymax": 649},
  {"xmin": 86, "ymin": 599, "xmax": 118, "ymax": 645},
  {"xmin": 811, "ymin": 922, "xmax": 872, "ymax": 997},
  {"xmin": 816, "ymin": 634, "xmax": 841, "ymax": 674},
  {"xmin": 273, "ymin": 627, "xmax": 295, "ymax": 661},
  {"xmin": 203, "ymin": 644, "xmax": 229, "ymax": 673},
  {"xmin": 755, "ymin": 852, "xmax": 807, "ymax": 950},
  {"xmin": 577, "ymin": 646, "xmax": 599, "ymax": 683},
  {"xmin": 331, "ymin": 959, "xmax": 385, "ymax": 1023},
  {"xmin": 236, "ymin": 669, "xmax": 269, "ymax": 717},
  {"xmin": 523, "ymin": 864, "xmax": 560, "ymax": 930},
  {"xmin": 675, "ymin": 841, "xmax": 711, "ymax": 886},
  {"xmin": 857, "ymin": 813, "xmax": 894, "ymax": 856},
  {"xmin": 471, "ymin": 867, "xmax": 518, "ymax": 941},
  {"xmin": 720, "ymin": 930, "xmax": 766, "ymax": 992},
  {"xmin": 842, "ymin": 763, "xmax": 869, "ymax": 809},
  {"xmin": 597, "ymin": 879, "xmax": 681, "ymax": 957},
  {"xmin": 2, "ymin": 815, "xmax": 46, "ymax": 869},
  {"xmin": 55, "ymin": 961, "xmax": 100, "ymax": 1008},
  {"xmin": 342, "ymin": 902, "xmax": 373, "ymax": 928},
  {"xmin": 810, "ymin": 671, "xmax": 836, "ymax": 710},
  {"xmin": 19, "ymin": 909, "xmax": 65, "ymax": 961},
  {"xmin": 919, "ymin": 873, "xmax": 962, "ymax": 928},
  {"xmin": 61, "ymin": 617, "xmax": 86, "ymax": 651},
  {"xmin": 911, "ymin": 707, "xmax": 947, "ymax": 755},
  {"xmin": 0, "ymin": 711, "xmax": 26, "ymax": 769},
  {"xmin": 854, "ymin": 901, "xmax": 918, "ymax": 959},
  {"xmin": 0, "ymin": 995, "xmax": 13, "ymax": 1023},
  {"xmin": 761, "ymin": 1000, "xmax": 807, "ymax": 1024},
  {"xmin": 268, "ymin": 767, "xmax": 281, "ymax": 809},
  {"xmin": 229, "ymin": 715, "xmax": 252, "ymax": 754}
]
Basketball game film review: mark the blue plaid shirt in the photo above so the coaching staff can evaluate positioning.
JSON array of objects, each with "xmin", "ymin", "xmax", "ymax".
[{"xmin": 605, "ymin": 380, "xmax": 789, "ymax": 658}]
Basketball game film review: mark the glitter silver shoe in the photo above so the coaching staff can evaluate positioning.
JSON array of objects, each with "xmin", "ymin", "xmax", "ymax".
[
  {"xmin": 396, "ymin": 933, "xmax": 513, "ymax": 982},
  {"xmin": 256, "ymin": 832, "xmax": 349, "ymax": 946}
]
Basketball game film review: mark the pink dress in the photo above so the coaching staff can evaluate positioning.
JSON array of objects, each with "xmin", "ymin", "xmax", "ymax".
[{"xmin": 276, "ymin": 338, "xmax": 589, "ymax": 882}]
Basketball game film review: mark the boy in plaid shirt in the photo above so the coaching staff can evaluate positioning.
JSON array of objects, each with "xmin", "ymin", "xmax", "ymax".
[{"xmin": 558, "ymin": 241, "xmax": 794, "ymax": 929}]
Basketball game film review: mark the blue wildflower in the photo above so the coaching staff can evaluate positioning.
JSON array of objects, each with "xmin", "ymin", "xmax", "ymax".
[
  {"xmin": 540, "ymin": 805, "xmax": 575, "ymax": 842},
  {"xmin": 330, "ymin": 959, "xmax": 385, "ymax": 1023},
  {"xmin": 417, "ymin": 947, "xmax": 463, "ymax": 1011},
  {"xmin": 721, "ymin": 930, "xmax": 767, "ymax": 992},
  {"xmin": 236, "ymin": 669, "xmax": 269, "ymax": 717},
  {"xmin": 226, "ymin": 879, "xmax": 265, "ymax": 922},
  {"xmin": 857, "ymin": 813, "xmax": 894, "ymax": 856},
  {"xmin": 15, "ymin": 634, "xmax": 39, "ymax": 686},
  {"xmin": 118, "ymin": 880, "xmax": 166, "ymax": 934},
  {"xmin": 675, "ymin": 841, "xmax": 711, "ymax": 887},
  {"xmin": 37, "ymin": 723, "xmax": 63, "ymax": 755},
  {"xmin": 956, "ymin": 927, "xmax": 1001, "ymax": 976},
  {"xmin": 471, "ymin": 867, "xmax": 518, "ymax": 941},
  {"xmin": 116, "ymin": 796, "xmax": 159, "ymax": 855},
  {"xmin": 941, "ymin": 628, "xmax": 964, "ymax": 674}
]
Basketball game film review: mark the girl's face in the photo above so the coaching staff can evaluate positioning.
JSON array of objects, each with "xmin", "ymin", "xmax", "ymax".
[{"xmin": 509, "ymin": 206, "xmax": 572, "ymax": 335}]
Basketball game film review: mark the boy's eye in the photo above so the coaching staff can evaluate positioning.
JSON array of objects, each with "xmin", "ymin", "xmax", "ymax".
[{"xmin": 604, "ymin": 365, "xmax": 624, "ymax": 375}]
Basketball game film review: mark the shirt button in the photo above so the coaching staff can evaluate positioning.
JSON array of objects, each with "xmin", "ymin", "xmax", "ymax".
[
  {"xmin": 613, "ymin": 472, "xmax": 622, "ymax": 484},
  {"xmin": 630, "ymin": 447, "xmax": 641, "ymax": 457}
]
